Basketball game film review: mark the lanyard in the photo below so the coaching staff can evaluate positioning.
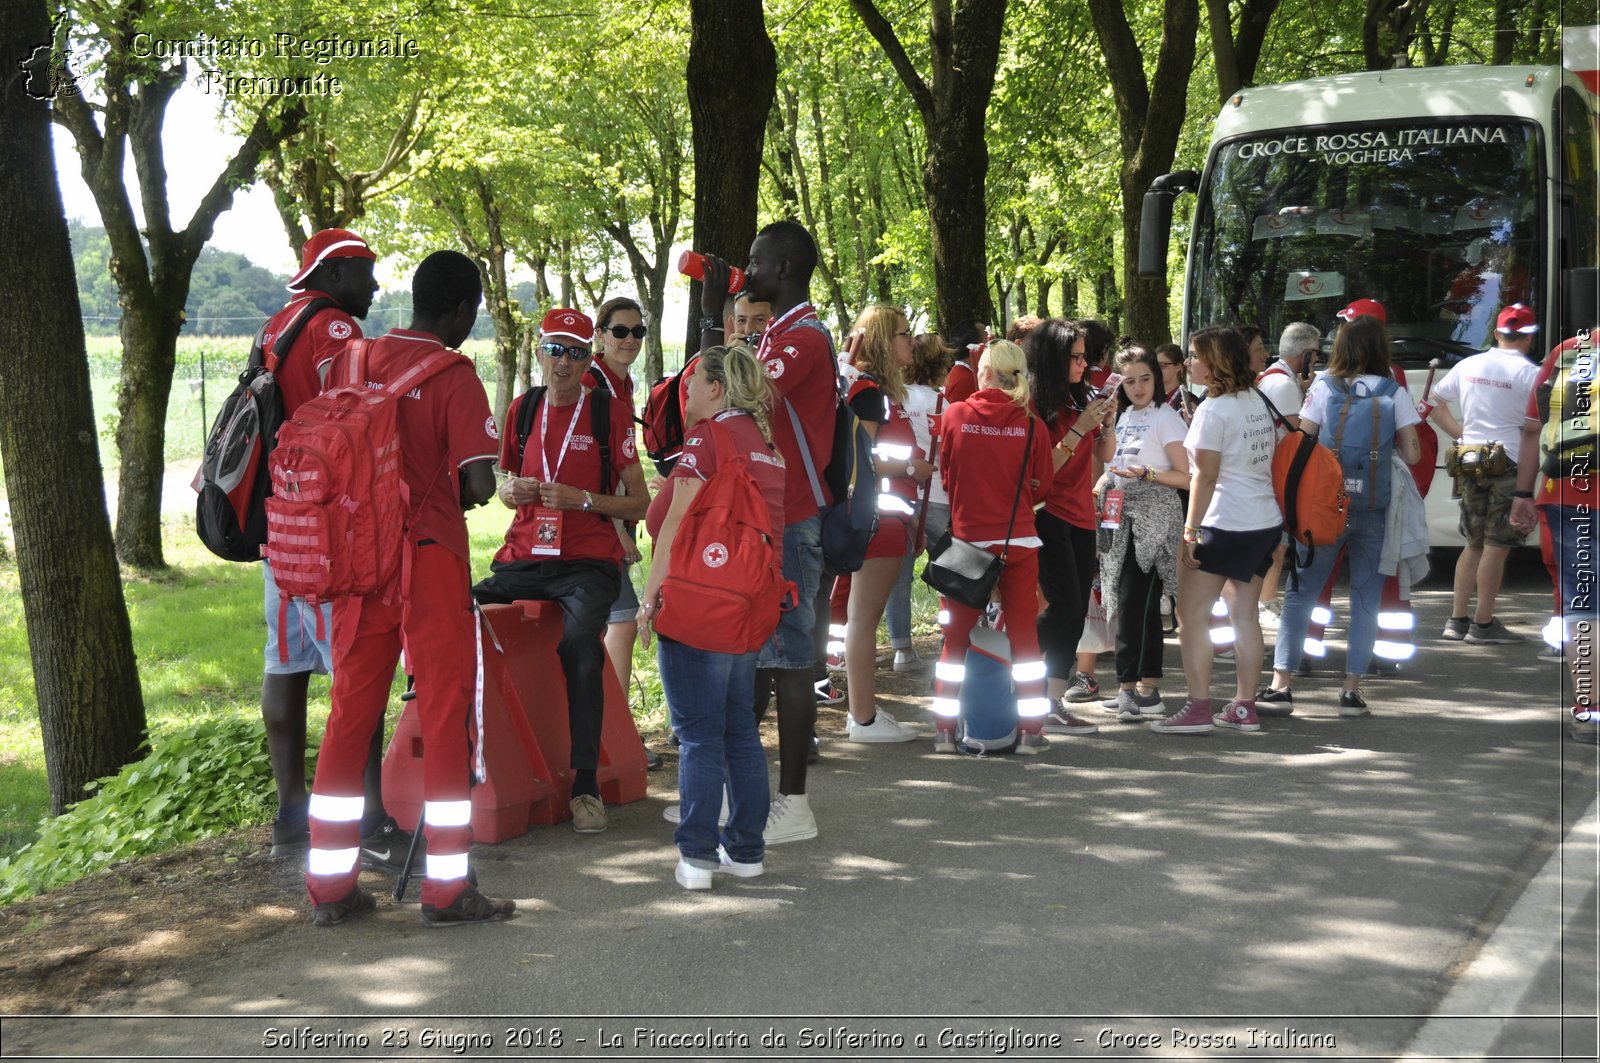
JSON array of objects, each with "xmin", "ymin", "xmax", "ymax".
[
  {"xmin": 756, "ymin": 303, "xmax": 817, "ymax": 361},
  {"xmin": 540, "ymin": 390, "xmax": 587, "ymax": 483}
]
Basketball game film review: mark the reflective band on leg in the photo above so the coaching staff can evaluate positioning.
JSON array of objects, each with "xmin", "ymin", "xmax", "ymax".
[
  {"xmin": 425, "ymin": 800, "xmax": 473, "ymax": 828},
  {"xmin": 930, "ymin": 697, "xmax": 960, "ymax": 719},
  {"xmin": 1311, "ymin": 606, "xmax": 1334, "ymax": 625},
  {"xmin": 938, "ymin": 610, "xmax": 951, "ymax": 625},
  {"xmin": 1017, "ymin": 697, "xmax": 1052, "ymax": 718},
  {"xmin": 1377, "ymin": 611, "xmax": 1415, "ymax": 631},
  {"xmin": 474, "ymin": 606, "xmax": 487, "ymax": 784},
  {"xmin": 934, "ymin": 661, "xmax": 967, "ymax": 683},
  {"xmin": 1303, "ymin": 638, "xmax": 1327, "ymax": 657},
  {"xmin": 1209, "ymin": 627, "xmax": 1236, "ymax": 645},
  {"xmin": 308, "ymin": 793, "xmax": 364, "ymax": 823},
  {"xmin": 1011, "ymin": 660, "xmax": 1047, "ymax": 682},
  {"xmin": 1544, "ymin": 616, "xmax": 1567, "ymax": 648},
  {"xmin": 426, "ymin": 851, "xmax": 470, "ymax": 881},
  {"xmin": 1211, "ymin": 599, "xmax": 1229, "ymax": 618},
  {"xmin": 1373, "ymin": 639, "xmax": 1415, "ymax": 660},
  {"xmin": 307, "ymin": 847, "xmax": 360, "ymax": 875}
]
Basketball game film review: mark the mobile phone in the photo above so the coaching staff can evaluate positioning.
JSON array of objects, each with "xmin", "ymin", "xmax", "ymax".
[{"xmin": 1093, "ymin": 373, "xmax": 1125, "ymax": 400}]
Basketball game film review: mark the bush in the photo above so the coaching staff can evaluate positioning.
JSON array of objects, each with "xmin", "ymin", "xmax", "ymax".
[{"xmin": 0, "ymin": 716, "xmax": 311, "ymax": 904}]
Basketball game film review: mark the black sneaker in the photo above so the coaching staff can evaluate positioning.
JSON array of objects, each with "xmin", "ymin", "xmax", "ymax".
[
  {"xmin": 1255, "ymin": 686, "xmax": 1294, "ymax": 718},
  {"xmin": 311, "ymin": 886, "xmax": 376, "ymax": 928},
  {"xmin": 808, "ymin": 733, "xmax": 821, "ymax": 764},
  {"xmin": 419, "ymin": 885, "xmax": 516, "ymax": 928},
  {"xmin": 360, "ymin": 817, "xmax": 421, "ymax": 872},
  {"xmin": 270, "ymin": 815, "xmax": 310, "ymax": 858}
]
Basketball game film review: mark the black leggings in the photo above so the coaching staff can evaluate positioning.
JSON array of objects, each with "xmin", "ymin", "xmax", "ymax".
[
  {"xmin": 1035, "ymin": 511, "xmax": 1098, "ymax": 681},
  {"xmin": 1114, "ymin": 548, "xmax": 1166, "ymax": 684}
]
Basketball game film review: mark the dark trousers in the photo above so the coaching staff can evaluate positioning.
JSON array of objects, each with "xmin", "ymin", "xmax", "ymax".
[
  {"xmin": 1035, "ymin": 510, "xmax": 1098, "ymax": 681},
  {"xmin": 473, "ymin": 558, "xmax": 621, "ymax": 772},
  {"xmin": 1114, "ymin": 549, "xmax": 1166, "ymax": 684}
]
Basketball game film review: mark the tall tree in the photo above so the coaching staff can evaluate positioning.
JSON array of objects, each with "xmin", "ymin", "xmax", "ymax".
[
  {"xmin": 1207, "ymin": 0, "xmax": 1283, "ymax": 101},
  {"xmin": 1087, "ymin": 0, "xmax": 1199, "ymax": 346},
  {"xmin": 685, "ymin": 0, "xmax": 777, "ymax": 352},
  {"xmin": 50, "ymin": 2, "xmax": 305, "ymax": 568},
  {"xmin": 848, "ymin": 0, "xmax": 1008, "ymax": 333},
  {"xmin": 4, "ymin": 0, "xmax": 147, "ymax": 813}
]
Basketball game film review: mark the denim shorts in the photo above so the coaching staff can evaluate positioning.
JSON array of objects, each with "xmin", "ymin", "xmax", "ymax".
[
  {"xmin": 608, "ymin": 562, "xmax": 641, "ymax": 624},
  {"xmin": 262, "ymin": 558, "xmax": 333, "ymax": 675},
  {"xmin": 1194, "ymin": 524, "xmax": 1282, "ymax": 583},
  {"xmin": 757, "ymin": 514, "xmax": 822, "ymax": 670}
]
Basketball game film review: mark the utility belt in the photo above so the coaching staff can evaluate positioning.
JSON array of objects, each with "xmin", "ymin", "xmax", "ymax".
[{"xmin": 1445, "ymin": 441, "xmax": 1514, "ymax": 491}]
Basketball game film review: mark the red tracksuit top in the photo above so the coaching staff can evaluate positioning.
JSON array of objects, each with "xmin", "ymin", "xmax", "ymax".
[{"xmin": 940, "ymin": 388, "xmax": 1054, "ymax": 543}]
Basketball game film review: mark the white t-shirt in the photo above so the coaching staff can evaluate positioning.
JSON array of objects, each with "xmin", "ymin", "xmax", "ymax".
[
  {"xmin": 903, "ymin": 382, "xmax": 946, "ymax": 506},
  {"xmin": 1255, "ymin": 360, "xmax": 1303, "ymax": 421},
  {"xmin": 1300, "ymin": 373, "xmax": 1423, "ymax": 433},
  {"xmin": 1431, "ymin": 347, "xmax": 1540, "ymax": 464},
  {"xmin": 1111, "ymin": 402, "xmax": 1188, "ymax": 486},
  {"xmin": 1185, "ymin": 390, "xmax": 1281, "ymax": 531}
]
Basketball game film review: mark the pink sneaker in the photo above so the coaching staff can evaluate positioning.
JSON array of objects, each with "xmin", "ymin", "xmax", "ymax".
[
  {"xmin": 1149, "ymin": 700, "xmax": 1214, "ymax": 734},
  {"xmin": 1214, "ymin": 700, "xmax": 1262, "ymax": 732}
]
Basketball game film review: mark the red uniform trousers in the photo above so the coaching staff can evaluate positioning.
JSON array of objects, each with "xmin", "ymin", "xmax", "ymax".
[
  {"xmin": 931, "ymin": 546, "xmax": 1048, "ymax": 733},
  {"xmin": 306, "ymin": 542, "xmax": 476, "ymax": 908}
]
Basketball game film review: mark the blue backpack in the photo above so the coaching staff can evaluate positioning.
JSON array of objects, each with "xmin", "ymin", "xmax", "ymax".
[
  {"xmin": 1318, "ymin": 376, "xmax": 1399, "ymax": 510},
  {"xmin": 957, "ymin": 625, "xmax": 1019, "ymax": 755}
]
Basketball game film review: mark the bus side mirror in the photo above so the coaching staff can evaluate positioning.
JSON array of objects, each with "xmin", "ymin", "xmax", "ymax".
[{"xmin": 1137, "ymin": 170, "xmax": 1200, "ymax": 278}]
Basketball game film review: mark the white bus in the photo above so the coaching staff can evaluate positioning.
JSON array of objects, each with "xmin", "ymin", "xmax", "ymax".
[{"xmin": 1140, "ymin": 63, "xmax": 1599, "ymax": 547}]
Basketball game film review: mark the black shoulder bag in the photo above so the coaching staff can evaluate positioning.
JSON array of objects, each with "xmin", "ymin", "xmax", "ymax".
[{"xmin": 921, "ymin": 415, "xmax": 1035, "ymax": 609}]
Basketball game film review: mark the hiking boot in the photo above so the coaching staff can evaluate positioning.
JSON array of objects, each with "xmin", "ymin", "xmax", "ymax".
[
  {"xmin": 1015, "ymin": 731, "xmax": 1051, "ymax": 755},
  {"xmin": 270, "ymin": 813, "xmax": 309, "ymax": 858},
  {"xmin": 674, "ymin": 857, "xmax": 714, "ymax": 891},
  {"xmin": 1441, "ymin": 616, "xmax": 1470, "ymax": 641},
  {"xmin": 764, "ymin": 793, "xmax": 818, "ymax": 844},
  {"xmin": 311, "ymin": 886, "xmax": 376, "ymax": 928},
  {"xmin": 1255, "ymin": 686, "xmax": 1295, "ymax": 718},
  {"xmin": 569, "ymin": 794, "xmax": 607, "ymax": 834},
  {"xmin": 847, "ymin": 710, "xmax": 917, "ymax": 743},
  {"xmin": 1214, "ymin": 700, "xmax": 1262, "ymax": 732},
  {"xmin": 1339, "ymin": 689, "xmax": 1370, "ymax": 717},
  {"xmin": 1149, "ymin": 700, "xmax": 1214, "ymax": 735},
  {"xmin": 419, "ymin": 885, "xmax": 515, "ymax": 927},
  {"xmin": 893, "ymin": 648, "xmax": 922, "ymax": 672},
  {"xmin": 1115, "ymin": 687, "xmax": 1165, "ymax": 721},
  {"xmin": 813, "ymin": 679, "xmax": 845, "ymax": 705},
  {"xmin": 1042, "ymin": 706, "xmax": 1100, "ymax": 734},
  {"xmin": 359, "ymin": 817, "xmax": 418, "ymax": 872},
  {"xmin": 1466, "ymin": 617, "xmax": 1525, "ymax": 644},
  {"xmin": 714, "ymin": 845, "xmax": 764, "ymax": 878},
  {"xmin": 1063, "ymin": 671, "xmax": 1100, "ymax": 703},
  {"xmin": 933, "ymin": 728, "xmax": 958, "ymax": 754}
]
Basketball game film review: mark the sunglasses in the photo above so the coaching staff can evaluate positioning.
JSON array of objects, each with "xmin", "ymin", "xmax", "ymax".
[
  {"xmin": 605, "ymin": 324, "xmax": 648, "ymax": 340},
  {"xmin": 540, "ymin": 342, "xmax": 592, "ymax": 361}
]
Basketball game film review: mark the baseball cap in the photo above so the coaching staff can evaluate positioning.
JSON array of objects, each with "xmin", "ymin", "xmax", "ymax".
[
  {"xmin": 539, "ymin": 308, "xmax": 594, "ymax": 345},
  {"xmin": 1335, "ymin": 298, "xmax": 1387, "ymax": 324},
  {"xmin": 285, "ymin": 228, "xmax": 376, "ymax": 291},
  {"xmin": 1495, "ymin": 302, "xmax": 1539, "ymax": 334}
]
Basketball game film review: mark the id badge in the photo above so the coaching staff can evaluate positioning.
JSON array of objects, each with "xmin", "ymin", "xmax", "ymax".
[
  {"xmin": 1100, "ymin": 488, "xmax": 1125, "ymax": 529},
  {"xmin": 531, "ymin": 507, "xmax": 563, "ymax": 556}
]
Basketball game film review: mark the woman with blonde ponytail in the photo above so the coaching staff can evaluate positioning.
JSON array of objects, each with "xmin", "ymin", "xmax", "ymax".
[
  {"xmin": 639, "ymin": 345, "xmax": 787, "ymax": 890},
  {"xmin": 928, "ymin": 340, "xmax": 1055, "ymax": 753}
]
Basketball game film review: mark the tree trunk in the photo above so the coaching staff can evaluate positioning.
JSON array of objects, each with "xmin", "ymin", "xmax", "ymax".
[
  {"xmin": 1207, "ymin": 0, "xmax": 1282, "ymax": 102},
  {"xmin": 687, "ymin": 0, "xmax": 777, "ymax": 353},
  {"xmin": 3, "ymin": 0, "xmax": 148, "ymax": 812},
  {"xmin": 803, "ymin": 80, "xmax": 852, "ymax": 325},
  {"xmin": 110, "ymin": 301, "xmax": 182, "ymax": 568},
  {"xmin": 1035, "ymin": 277, "xmax": 1051, "ymax": 318}
]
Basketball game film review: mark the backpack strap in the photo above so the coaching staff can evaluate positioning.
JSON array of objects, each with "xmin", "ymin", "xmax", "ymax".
[
  {"xmin": 261, "ymin": 295, "xmax": 340, "ymax": 374},
  {"xmin": 383, "ymin": 347, "xmax": 465, "ymax": 397},
  {"xmin": 514, "ymin": 386, "xmax": 548, "ymax": 472},
  {"xmin": 340, "ymin": 338, "xmax": 371, "ymax": 389},
  {"xmin": 593, "ymin": 389, "xmax": 613, "ymax": 495},
  {"xmin": 784, "ymin": 399, "xmax": 829, "ymax": 509}
]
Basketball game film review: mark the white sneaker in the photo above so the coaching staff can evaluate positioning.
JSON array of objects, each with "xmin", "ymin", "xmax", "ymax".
[
  {"xmin": 662, "ymin": 788, "xmax": 730, "ymax": 826},
  {"xmin": 892, "ymin": 649, "xmax": 922, "ymax": 672},
  {"xmin": 674, "ymin": 857, "xmax": 713, "ymax": 891},
  {"xmin": 847, "ymin": 710, "xmax": 918, "ymax": 743},
  {"xmin": 715, "ymin": 845, "xmax": 764, "ymax": 878},
  {"xmin": 764, "ymin": 792, "xmax": 818, "ymax": 844}
]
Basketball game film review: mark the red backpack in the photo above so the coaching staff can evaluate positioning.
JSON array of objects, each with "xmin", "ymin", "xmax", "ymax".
[
  {"xmin": 652, "ymin": 418, "xmax": 796, "ymax": 654},
  {"xmin": 262, "ymin": 339, "xmax": 467, "ymax": 658},
  {"xmin": 640, "ymin": 355, "xmax": 699, "ymax": 473}
]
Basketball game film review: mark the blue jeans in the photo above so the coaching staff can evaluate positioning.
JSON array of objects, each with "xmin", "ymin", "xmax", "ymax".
[
  {"xmin": 886, "ymin": 502, "xmax": 948, "ymax": 647},
  {"xmin": 1276, "ymin": 504, "xmax": 1388, "ymax": 677},
  {"xmin": 658, "ymin": 636, "xmax": 768, "ymax": 865},
  {"xmin": 1543, "ymin": 504, "xmax": 1600, "ymax": 632}
]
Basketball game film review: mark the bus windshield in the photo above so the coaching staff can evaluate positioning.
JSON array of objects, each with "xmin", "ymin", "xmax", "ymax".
[{"xmin": 1188, "ymin": 119, "xmax": 1542, "ymax": 362}]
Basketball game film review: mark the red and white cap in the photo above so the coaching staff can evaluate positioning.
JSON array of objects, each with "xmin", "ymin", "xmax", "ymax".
[
  {"xmin": 1495, "ymin": 302, "xmax": 1539, "ymax": 334},
  {"xmin": 1336, "ymin": 298, "xmax": 1387, "ymax": 324},
  {"xmin": 540, "ymin": 308, "xmax": 593, "ymax": 345},
  {"xmin": 285, "ymin": 228, "xmax": 376, "ymax": 291}
]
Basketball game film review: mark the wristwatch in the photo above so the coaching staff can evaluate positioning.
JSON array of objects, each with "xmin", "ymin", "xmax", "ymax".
[{"xmin": 581, "ymin": 491, "xmax": 595, "ymax": 513}]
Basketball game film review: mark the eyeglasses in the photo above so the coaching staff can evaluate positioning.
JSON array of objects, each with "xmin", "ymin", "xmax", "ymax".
[
  {"xmin": 895, "ymin": 330, "xmax": 913, "ymax": 338},
  {"xmin": 605, "ymin": 324, "xmax": 648, "ymax": 340},
  {"xmin": 1158, "ymin": 361, "xmax": 1181, "ymax": 370},
  {"xmin": 1069, "ymin": 353, "xmax": 1088, "ymax": 364},
  {"xmin": 540, "ymin": 342, "xmax": 592, "ymax": 361}
]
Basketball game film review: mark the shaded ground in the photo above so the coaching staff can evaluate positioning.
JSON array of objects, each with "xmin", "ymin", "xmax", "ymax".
[{"xmin": 0, "ymin": 638, "xmax": 937, "ymax": 1015}]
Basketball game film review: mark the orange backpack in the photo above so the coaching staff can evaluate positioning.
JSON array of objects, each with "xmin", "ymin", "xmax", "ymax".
[{"xmin": 1257, "ymin": 389, "xmax": 1348, "ymax": 587}]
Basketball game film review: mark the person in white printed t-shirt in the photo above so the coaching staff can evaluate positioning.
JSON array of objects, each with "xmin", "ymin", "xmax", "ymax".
[
  {"xmin": 1254, "ymin": 321, "xmax": 1325, "ymax": 615},
  {"xmin": 1426, "ymin": 303, "xmax": 1542, "ymax": 645}
]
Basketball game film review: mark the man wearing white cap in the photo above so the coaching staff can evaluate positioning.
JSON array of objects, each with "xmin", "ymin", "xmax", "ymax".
[
  {"xmin": 258, "ymin": 228, "xmax": 388, "ymax": 861},
  {"xmin": 1427, "ymin": 303, "xmax": 1541, "ymax": 643}
]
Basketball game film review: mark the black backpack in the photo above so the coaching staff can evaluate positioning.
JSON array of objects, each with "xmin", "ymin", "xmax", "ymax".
[
  {"xmin": 514, "ymin": 385, "xmax": 612, "ymax": 492},
  {"xmin": 195, "ymin": 297, "xmax": 337, "ymax": 561}
]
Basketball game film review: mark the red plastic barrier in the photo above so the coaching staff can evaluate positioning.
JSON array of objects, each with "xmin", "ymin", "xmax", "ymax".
[{"xmin": 383, "ymin": 600, "xmax": 648, "ymax": 842}]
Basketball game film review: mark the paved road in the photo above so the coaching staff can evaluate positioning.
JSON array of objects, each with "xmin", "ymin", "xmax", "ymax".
[{"xmin": 4, "ymin": 557, "xmax": 1596, "ymax": 1061}]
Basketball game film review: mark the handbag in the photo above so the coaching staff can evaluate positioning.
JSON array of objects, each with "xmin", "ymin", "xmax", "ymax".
[{"xmin": 922, "ymin": 416, "xmax": 1034, "ymax": 609}]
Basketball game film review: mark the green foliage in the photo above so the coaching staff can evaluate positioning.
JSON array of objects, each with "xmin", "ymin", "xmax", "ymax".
[{"xmin": 0, "ymin": 716, "xmax": 308, "ymax": 904}]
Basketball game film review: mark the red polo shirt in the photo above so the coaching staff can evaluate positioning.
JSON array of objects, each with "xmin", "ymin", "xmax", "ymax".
[
  {"xmin": 646, "ymin": 408, "xmax": 787, "ymax": 540},
  {"xmin": 1039, "ymin": 401, "xmax": 1101, "ymax": 529},
  {"xmin": 263, "ymin": 290, "xmax": 362, "ymax": 417},
  {"xmin": 588, "ymin": 356, "xmax": 636, "ymax": 408},
  {"xmin": 942, "ymin": 359, "xmax": 978, "ymax": 405},
  {"xmin": 759, "ymin": 304, "xmax": 836, "ymax": 523}
]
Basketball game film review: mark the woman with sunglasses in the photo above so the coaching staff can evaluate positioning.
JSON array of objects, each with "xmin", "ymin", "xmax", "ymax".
[
  {"xmin": 1156, "ymin": 342, "xmax": 1194, "ymax": 423},
  {"xmin": 589, "ymin": 296, "xmax": 651, "ymax": 740},
  {"xmin": 1023, "ymin": 319, "xmax": 1116, "ymax": 742}
]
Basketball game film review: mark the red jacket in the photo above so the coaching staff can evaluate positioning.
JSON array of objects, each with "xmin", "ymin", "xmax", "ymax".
[{"xmin": 940, "ymin": 388, "xmax": 1053, "ymax": 542}]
